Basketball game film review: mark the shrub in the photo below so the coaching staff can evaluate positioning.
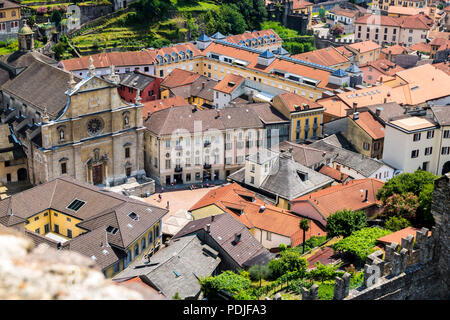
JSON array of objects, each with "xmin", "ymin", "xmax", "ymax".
[
  {"xmin": 332, "ymin": 227, "xmax": 392, "ymax": 261},
  {"xmin": 268, "ymin": 250, "xmax": 307, "ymax": 279},
  {"xmin": 384, "ymin": 216, "xmax": 411, "ymax": 232},
  {"xmin": 199, "ymin": 271, "xmax": 252, "ymax": 298},
  {"xmin": 306, "ymin": 262, "xmax": 344, "ymax": 283}
]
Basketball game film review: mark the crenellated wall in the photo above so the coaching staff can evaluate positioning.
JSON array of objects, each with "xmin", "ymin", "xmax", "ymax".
[{"xmin": 297, "ymin": 173, "xmax": 450, "ymax": 301}]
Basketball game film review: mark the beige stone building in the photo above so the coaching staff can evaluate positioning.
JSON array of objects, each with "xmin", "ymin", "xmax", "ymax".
[
  {"xmin": 143, "ymin": 105, "xmax": 266, "ymax": 186},
  {"xmin": 0, "ymin": 31, "xmax": 147, "ymax": 187}
]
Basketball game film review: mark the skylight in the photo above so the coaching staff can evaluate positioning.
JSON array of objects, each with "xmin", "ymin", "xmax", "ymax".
[
  {"xmin": 67, "ymin": 199, "xmax": 86, "ymax": 211},
  {"xmin": 128, "ymin": 212, "xmax": 139, "ymax": 221}
]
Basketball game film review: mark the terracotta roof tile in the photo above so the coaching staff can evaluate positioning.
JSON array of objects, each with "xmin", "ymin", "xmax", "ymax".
[
  {"xmin": 376, "ymin": 226, "xmax": 431, "ymax": 245},
  {"xmin": 225, "ymin": 29, "xmax": 282, "ymax": 45},
  {"xmin": 277, "ymin": 92, "xmax": 323, "ymax": 112},
  {"xmin": 160, "ymin": 68, "xmax": 200, "ymax": 89},
  {"xmin": 142, "ymin": 96, "xmax": 189, "ymax": 116},
  {"xmin": 213, "ymin": 73, "xmax": 245, "ymax": 94},
  {"xmin": 291, "ymin": 178, "xmax": 384, "ymax": 228},
  {"xmin": 291, "ymin": 46, "xmax": 350, "ymax": 67},
  {"xmin": 190, "ymin": 183, "xmax": 325, "ymax": 246},
  {"xmin": 381, "ymin": 44, "xmax": 411, "ymax": 56},
  {"xmin": 354, "ymin": 111, "xmax": 385, "ymax": 140},
  {"xmin": 318, "ymin": 165, "xmax": 349, "ymax": 182},
  {"xmin": 347, "ymin": 40, "xmax": 381, "ymax": 53}
]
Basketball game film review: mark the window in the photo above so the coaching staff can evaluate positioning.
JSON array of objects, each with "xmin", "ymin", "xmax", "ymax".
[
  {"xmin": 114, "ymin": 262, "xmax": 120, "ymax": 274},
  {"xmin": 66, "ymin": 217, "xmax": 71, "ymax": 222},
  {"xmin": 374, "ymin": 142, "xmax": 380, "ymax": 151},
  {"xmin": 67, "ymin": 199, "xmax": 85, "ymax": 211},
  {"xmin": 54, "ymin": 224, "xmax": 59, "ymax": 234},
  {"xmin": 442, "ymin": 147, "xmax": 450, "ymax": 155},
  {"xmin": 61, "ymin": 162, "xmax": 67, "ymax": 174},
  {"xmin": 413, "ymin": 133, "xmax": 421, "ymax": 141},
  {"xmin": 125, "ymin": 147, "xmax": 130, "ymax": 158},
  {"xmin": 411, "ymin": 149, "xmax": 419, "ymax": 158},
  {"xmin": 44, "ymin": 224, "xmax": 50, "ymax": 234},
  {"xmin": 363, "ymin": 142, "xmax": 370, "ymax": 151},
  {"xmin": 444, "ymin": 130, "xmax": 450, "ymax": 139},
  {"xmin": 425, "ymin": 147, "xmax": 433, "ymax": 155},
  {"xmin": 134, "ymin": 244, "xmax": 139, "ymax": 258},
  {"xmin": 148, "ymin": 230, "xmax": 153, "ymax": 244},
  {"xmin": 126, "ymin": 167, "xmax": 132, "ymax": 177},
  {"xmin": 141, "ymin": 237, "xmax": 146, "ymax": 250},
  {"xmin": 186, "ymin": 173, "xmax": 191, "ymax": 182},
  {"xmin": 35, "ymin": 228, "xmax": 40, "ymax": 234},
  {"xmin": 408, "ymin": 37, "xmax": 412, "ymax": 42},
  {"xmin": 427, "ymin": 130, "xmax": 434, "ymax": 139},
  {"xmin": 266, "ymin": 231, "xmax": 271, "ymax": 241},
  {"xmin": 250, "ymin": 176, "xmax": 255, "ymax": 184},
  {"xmin": 155, "ymin": 224, "xmax": 160, "ymax": 238},
  {"xmin": 159, "ymin": 70, "xmax": 164, "ymax": 77},
  {"xmin": 165, "ymin": 159, "xmax": 171, "ymax": 169},
  {"xmin": 34, "ymin": 216, "xmax": 39, "ymax": 221},
  {"xmin": 165, "ymin": 140, "xmax": 171, "ymax": 148},
  {"xmin": 67, "ymin": 229, "xmax": 72, "ymax": 238}
]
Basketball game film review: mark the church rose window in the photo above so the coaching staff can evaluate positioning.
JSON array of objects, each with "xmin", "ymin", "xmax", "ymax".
[{"xmin": 87, "ymin": 118, "xmax": 104, "ymax": 136}]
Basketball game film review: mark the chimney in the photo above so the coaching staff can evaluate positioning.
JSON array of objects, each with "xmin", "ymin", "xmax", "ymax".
[
  {"xmin": 353, "ymin": 112, "xmax": 359, "ymax": 120},
  {"xmin": 259, "ymin": 205, "xmax": 266, "ymax": 213},
  {"xmin": 383, "ymin": 97, "xmax": 387, "ymax": 104},
  {"xmin": 375, "ymin": 107, "xmax": 383, "ymax": 117},
  {"xmin": 353, "ymin": 102, "xmax": 358, "ymax": 112},
  {"xmin": 202, "ymin": 82, "xmax": 206, "ymax": 89},
  {"xmin": 211, "ymin": 215, "xmax": 215, "ymax": 222},
  {"xmin": 234, "ymin": 233, "xmax": 241, "ymax": 243},
  {"xmin": 206, "ymin": 223, "xmax": 211, "ymax": 233}
]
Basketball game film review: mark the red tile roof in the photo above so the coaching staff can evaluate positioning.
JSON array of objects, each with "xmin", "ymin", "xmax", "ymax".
[
  {"xmin": 433, "ymin": 61, "xmax": 450, "ymax": 76},
  {"xmin": 226, "ymin": 29, "xmax": 282, "ymax": 45},
  {"xmin": 318, "ymin": 165, "xmax": 349, "ymax": 182},
  {"xmin": 307, "ymin": 246, "xmax": 338, "ymax": 268},
  {"xmin": 347, "ymin": 40, "xmax": 381, "ymax": 54},
  {"xmin": 381, "ymin": 44, "xmax": 411, "ymax": 56},
  {"xmin": 213, "ymin": 73, "xmax": 245, "ymax": 94},
  {"xmin": 292, "ymin": 46, "xmax": 350, "ymax": 67},
  {"xmin": 190, "ymin": 183, "xmax": 325, "ymax": 246},
  {"xmin": 376, "ymin": 227, "xmax": 431, "ymax": 246},
  {"xmin": 160, "ymin": 68, "xmax": 200, "ymax": 89},
  {"xmin": 291, "ymin": 178, "xmax": 384, "ymax": 228},
  {"xmin": 353, "ymin": 111, "xmax": 385, "ymax": 140},
  {"xmin": 142, "ymin": 96, "xmax": 189, "ymax": 116},
  {"xmin": 291, "ymin": 0, "xmax": 313, "ymax": 10},
  {"xmin": 277, "ymin": 92, "xmax": 323, "ymax": 112},
  {"xmin": 355, "ymin": 13, "xmax": 433, "ymax": 30}
]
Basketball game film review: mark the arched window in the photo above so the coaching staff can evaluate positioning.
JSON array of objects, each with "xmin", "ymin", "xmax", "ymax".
[{"xmin": 141, "ymin": 237, "xmax": 146, "ymax": 250}]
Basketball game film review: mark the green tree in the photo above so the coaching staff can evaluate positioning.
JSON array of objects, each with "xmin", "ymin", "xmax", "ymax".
[
  {"xmin": 319, "ymin": 6, "xmax": 325, "ymax": 22},
  {"xmin": 299, "ymin": 219, "xmax": 310, "ymax": 254},
  {"xmin": 131, "ymin": 0, "xmax": 175, "ymax": 24},
  {"xmin": 172, "ymin": 292, "xmax": 181, "ymax": 300},
  {"xmin": 248, "ymin": 264, "xmax": 272, "ymax": 287},
  {"xmin": 50, "ymin": 9, "xmax": 62, "ymax": 27},
  {"xmin": 377, "ymin": 170, "xmax": 436, "ymax": 227},
  {"xmin": 383, "ymin": 192, "xmax": 419, "ymax": 221},
  {"xmin": 384, "ymin": 216, "xmax": 411, "ymax": 232},
  {"xmin": 377, "ymin": 170, "xmax": 436, "ymax": 203},
  {"xmin": 278, "ymin": 243, "xmax": 287, "ymax": 252},
  {"xmin": 326, "ymin": 209, "xmax": 367, "ymax": 238},
  {"xmin": 268, "ymin": 249, "xmax": 308, "ymax": 278}
]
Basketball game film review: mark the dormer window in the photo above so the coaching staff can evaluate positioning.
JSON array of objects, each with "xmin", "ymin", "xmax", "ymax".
[{"xmin": 106, "ymin": 226, "xmax": 119, "ymax": 235}]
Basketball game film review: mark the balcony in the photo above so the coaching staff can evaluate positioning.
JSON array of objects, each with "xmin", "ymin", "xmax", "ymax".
[
  {"xmin": 204, "ymin": 163, "xmax": 211, "ymax": 170},
  {"xmin": 174, "ymin": 165, "xmax": 183, "ymax": 173}
]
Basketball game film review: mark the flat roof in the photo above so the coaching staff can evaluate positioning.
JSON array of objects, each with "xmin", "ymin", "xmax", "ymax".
[{"xmin": 389, "ymin": 116, "xmax": 436, "ymax": 132}]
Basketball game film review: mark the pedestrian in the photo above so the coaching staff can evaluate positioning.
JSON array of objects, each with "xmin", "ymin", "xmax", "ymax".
[{"xmin": 158, "ymin": 194, "xmax": 162, "ymax": 201}]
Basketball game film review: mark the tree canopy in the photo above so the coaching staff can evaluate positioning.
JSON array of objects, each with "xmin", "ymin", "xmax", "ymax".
[{"xmin": 326, "ymin": 209, "xmax": 368, "ymax": 238}]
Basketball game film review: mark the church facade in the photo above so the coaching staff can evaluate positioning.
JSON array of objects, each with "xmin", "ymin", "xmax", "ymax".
[{"xmin": 0, "ymin": 25, "xmax": 146, "ymax": 186}]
